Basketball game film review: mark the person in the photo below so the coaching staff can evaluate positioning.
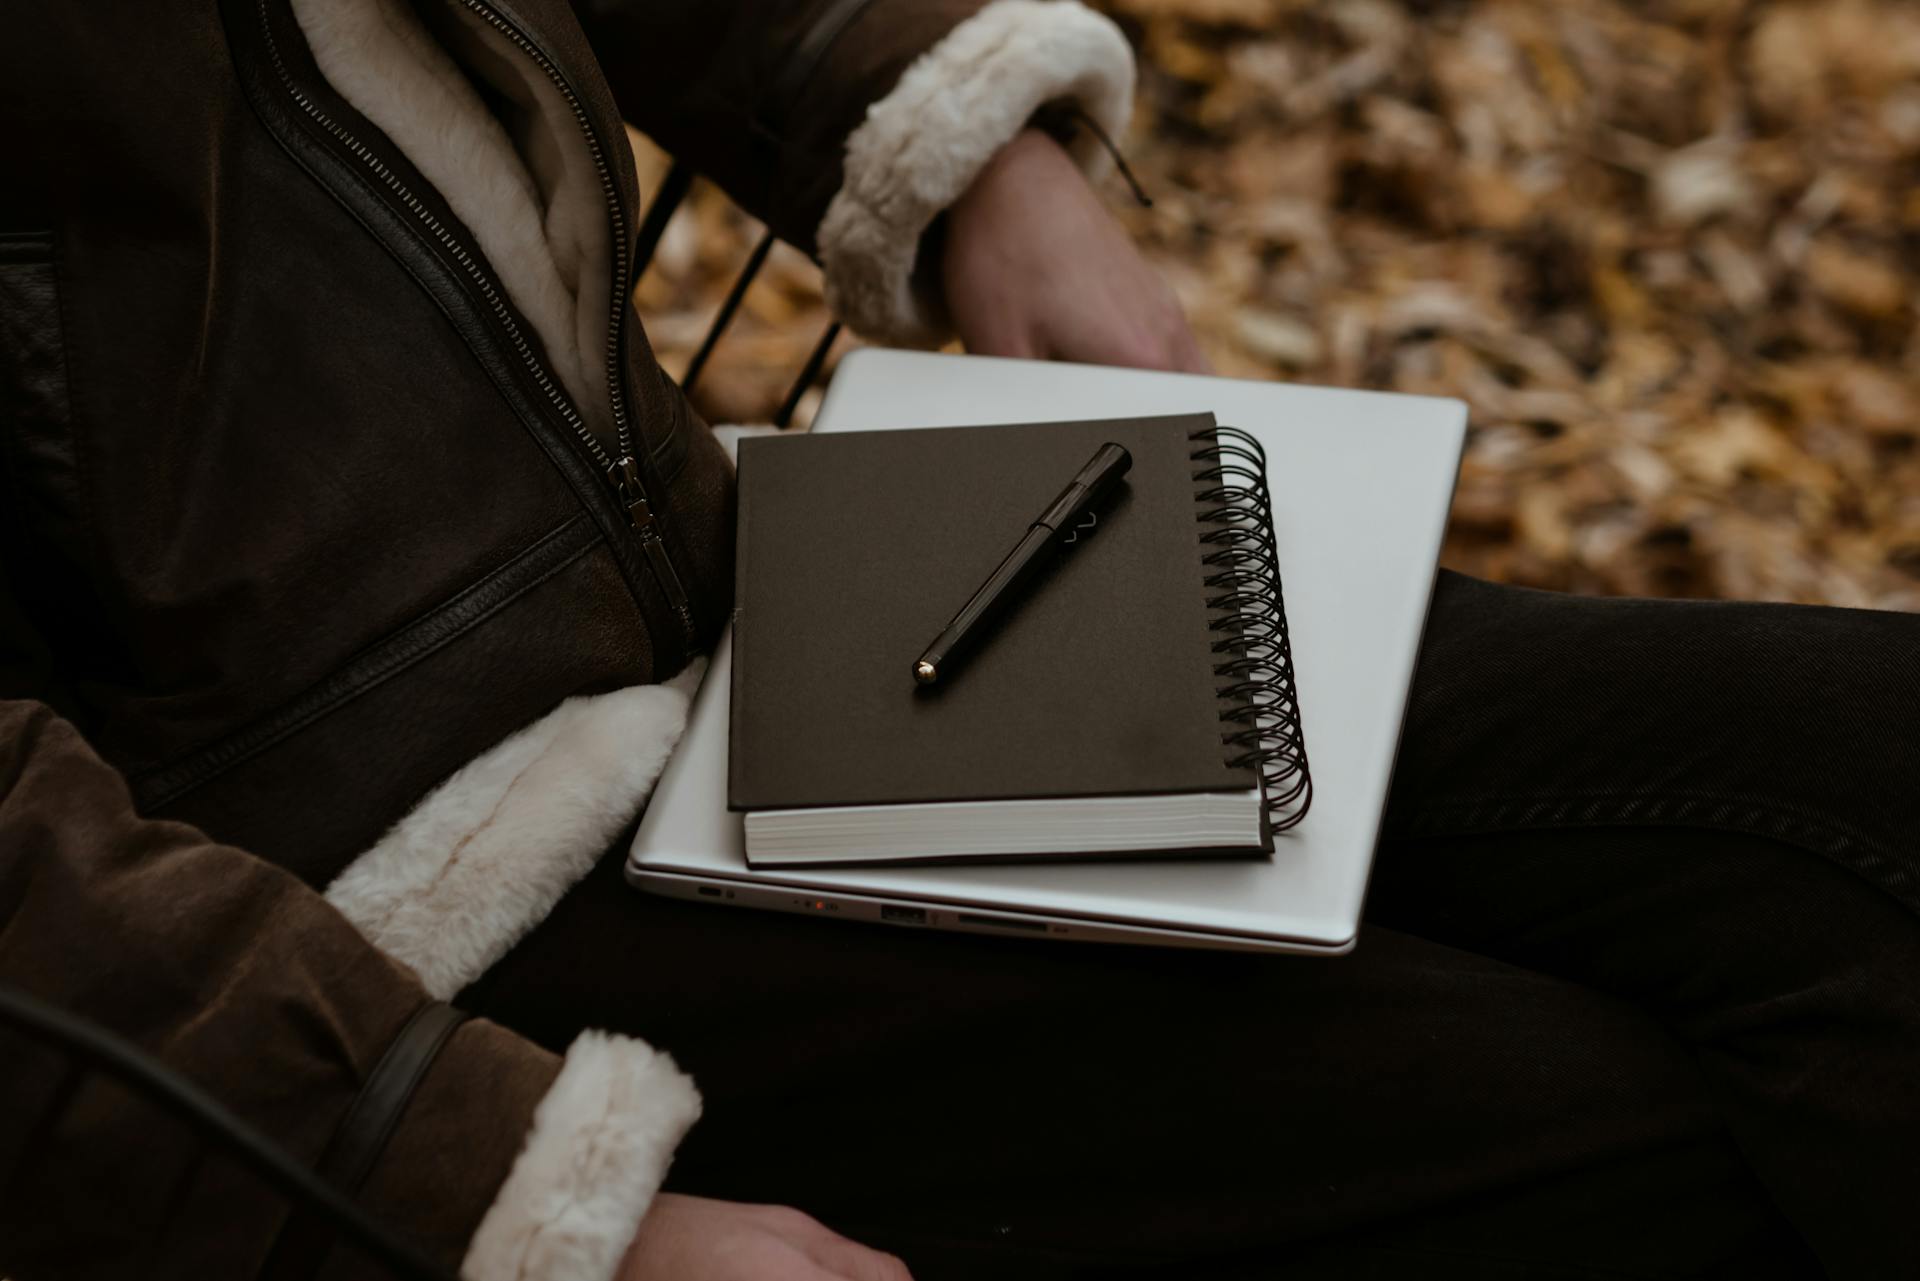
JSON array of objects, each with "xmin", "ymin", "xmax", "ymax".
[{"xmin": 1, "ymin": 1, "xmax": 1914, "ymax": 1279}]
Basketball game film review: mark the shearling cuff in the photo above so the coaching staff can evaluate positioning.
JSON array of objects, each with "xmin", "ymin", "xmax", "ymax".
[
  {"xmin": 462, "ymin": 1030, "xmax": 702, "ymax": 1281},
  {"xmin": 326, "ymin": 677, "xmax": 701, "ymax": 1000},
  {"xmin": 818, "ymin": 0, "xmax": 1135, "ymax": 347}
]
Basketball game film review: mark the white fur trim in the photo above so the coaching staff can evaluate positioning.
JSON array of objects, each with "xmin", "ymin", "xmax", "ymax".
[
  {"xmin": 463, "ymin": 1030, "xmax": 702, "ymax": 1281},
  {"xmin": 290, "ymin": 0, "xmax": 616, "ymax": 441},
  {"xmin": 326, "ymin": 675, "xmax": 700, "ymax": 999},
  {"xmin": 818, "ymin": 0, "xmax": 1136, "ymax": 346}
]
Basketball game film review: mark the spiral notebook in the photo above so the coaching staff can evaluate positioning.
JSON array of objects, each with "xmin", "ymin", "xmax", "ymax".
[{"xmin": 729, "ymin": 413, "xmax": 1310, "ymax": 869}]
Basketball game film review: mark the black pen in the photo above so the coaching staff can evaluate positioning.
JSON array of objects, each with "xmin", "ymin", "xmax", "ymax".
[{"xmin": 913, "ymin": 442, "xmax": 1132, "ymax": 685}]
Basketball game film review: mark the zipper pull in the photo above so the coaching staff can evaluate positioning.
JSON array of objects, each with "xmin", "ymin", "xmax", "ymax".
[
  {"xmin": 610, "ymin": 455, "xmax": 656, "ymax": 529},
  {"xmin": 609, "ymin": 455, "xmax": 698, "ymax": 641}
]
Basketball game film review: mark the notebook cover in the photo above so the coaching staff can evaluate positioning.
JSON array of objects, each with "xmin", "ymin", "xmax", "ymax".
[{"xmin": 729, "ymin": 415, "xmax": 1258, "ymax": 812}]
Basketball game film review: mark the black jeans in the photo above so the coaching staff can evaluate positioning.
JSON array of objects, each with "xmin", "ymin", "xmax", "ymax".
[{"xmin": 467, "ymin": 572, "xmax": 1920, "ymax": 1279}]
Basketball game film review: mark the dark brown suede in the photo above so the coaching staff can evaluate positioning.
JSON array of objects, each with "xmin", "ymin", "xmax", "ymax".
[
  {"xmin": 0, "ymin": 699, "xmax": 564, "ymax": 1280},
  {"xmin": 0, "ymin": 0, "xmax": 996, "ymax": 1274},
  {"xmin": 0, "ymin": 0, "xmax": 990, "ymax": 879}
]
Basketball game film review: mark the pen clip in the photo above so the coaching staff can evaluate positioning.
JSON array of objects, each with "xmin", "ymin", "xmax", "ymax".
[{"xmin": 1061, "ymin": 511, "xmax": 1098, "ymax": 545}]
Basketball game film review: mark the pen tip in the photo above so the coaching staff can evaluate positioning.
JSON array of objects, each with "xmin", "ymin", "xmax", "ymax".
[{"xmin": 914, "ymin": 660, "xmax": 938, "ymax": 685}]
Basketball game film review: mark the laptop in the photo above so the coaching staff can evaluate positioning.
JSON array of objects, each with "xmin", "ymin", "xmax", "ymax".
[{"xmin": 627, "ymin": 350, "xmax": 1466, "ymax": 954}]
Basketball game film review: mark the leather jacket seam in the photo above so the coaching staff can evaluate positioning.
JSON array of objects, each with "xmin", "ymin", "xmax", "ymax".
[
  {"xmin": 130, "ymin": 514, "xmax": 604, "ymax": 811},
  {"xmin": 646, "ymin": 382, "xmax": 692, "ymax": 485},
  {"xmin": 222, "ymin": 0, "xmax": 682, "ymax": 654},
  {"xmin": 761, "ymin": 0, "xmax": 888, "ymax": 137},
  {"xmin": 758, "ymin": 0, "xmax": 887, "ymax": 239},
  {"xmin": 650, "ymin": 432, "xmax": 687, "ymax": 484}
]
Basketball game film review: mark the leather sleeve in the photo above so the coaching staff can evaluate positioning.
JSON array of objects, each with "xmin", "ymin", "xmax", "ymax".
[
  {"xmin": 572, "ymin": 0, "xmax": 993, "ymax": 255},
  {"xmin": 574, "ymin": 0, "xmax": 1137, "ymax": 346},
  {"xmin": 0, "ymin": 699, "xmax": 562, "ymax": 1279}
]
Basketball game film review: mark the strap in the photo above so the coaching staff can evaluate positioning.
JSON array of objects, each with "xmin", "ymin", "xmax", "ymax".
[
  {"xmin": 259, "ymin": 1000, "xmax": 468, "ymax": 1281},
  {"xmin": 322, "ymin": 1000, "xmax": 467, "ymax": 1192}
]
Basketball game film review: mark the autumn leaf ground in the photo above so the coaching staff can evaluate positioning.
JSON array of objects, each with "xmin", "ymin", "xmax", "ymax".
[{"xmin": 633, "ymin": 0, "xmax": 1920, "ymax": 608}]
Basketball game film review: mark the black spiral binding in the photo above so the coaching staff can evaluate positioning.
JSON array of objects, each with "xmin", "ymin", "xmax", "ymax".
[{"xmin": 1190, "ymin": 426, "xmax": 1313, "ymax": 832}]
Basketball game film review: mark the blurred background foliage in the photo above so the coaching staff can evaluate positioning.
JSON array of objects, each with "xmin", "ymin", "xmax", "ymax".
[{"xmin": 630, "ymin": 0, "xmax": 1920, "ymax": 608}]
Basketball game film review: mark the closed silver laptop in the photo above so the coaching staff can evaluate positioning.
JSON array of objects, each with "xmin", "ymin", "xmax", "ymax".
[{"xmin": 627, "ymin": 349, "xmax": 1465, "ymax": 953}]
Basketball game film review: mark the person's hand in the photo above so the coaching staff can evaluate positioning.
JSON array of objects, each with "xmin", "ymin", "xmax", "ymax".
[
  {"xmin": 941, "ymin": 129, "xmax": 1209, "ymax": 374},
  {"xmin": 618, "ymin": 1192, "xmax": 912, "ymax": 1281}
]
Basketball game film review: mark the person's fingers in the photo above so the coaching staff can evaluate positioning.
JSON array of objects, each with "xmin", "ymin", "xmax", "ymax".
[
  {"xmin": 790, "ymin": 1215, "xmax": 914, "ymax": 1281},
  {"xmin": 979, "ymin": 328, "xmax": 1044, "ymax": 361},
  {"xmin": 1172, "ymin": 320, "xmax": 1213, "ymax": 374},
  {"xmin": 949, "ymin": 295, "xmax": 1040, "ymax": 360},
  {"xmin": 748, "ymin": 1202, "xmax": 834, "ymax": 1241},
  {"xmin": 1144, "ymin": 275, "xmax": 1211, "ymax": 374},
  {"xmin": 849, "ymin": 1249, "xmax": 914, "ymax": 1281},
  {"xmin": 1114, "ymin": 317, "xmax": 1205, "ymax": 374},
  {"xmin": 810, "ymin": 1241, "xmax": 914, "ymax": 1281}
]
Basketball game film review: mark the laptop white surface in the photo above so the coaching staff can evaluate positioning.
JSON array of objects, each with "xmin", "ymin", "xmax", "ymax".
[{"xmin": 627, "ymin": 350, "xmax": 1466, "ymax": 953}]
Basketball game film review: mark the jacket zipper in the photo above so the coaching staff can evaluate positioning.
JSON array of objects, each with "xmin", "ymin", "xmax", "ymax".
[
  {"xmin": 450, "ymin": 0, "xmax": 694, "ymax": 645},
  {"xmin": 255, "ymin": 0, "xmax": 696, "ymax": 645}
]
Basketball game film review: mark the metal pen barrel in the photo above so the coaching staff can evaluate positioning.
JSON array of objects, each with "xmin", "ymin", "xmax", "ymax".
[{"xmin": 914, "ymin": 442, "xmax": 1132, "ymax": 685}]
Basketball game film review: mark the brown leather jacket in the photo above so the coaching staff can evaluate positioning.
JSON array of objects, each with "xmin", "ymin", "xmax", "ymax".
[{"xmin": 0, "ymin": 0, "xmax": 1135, "ymax": 1275}]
